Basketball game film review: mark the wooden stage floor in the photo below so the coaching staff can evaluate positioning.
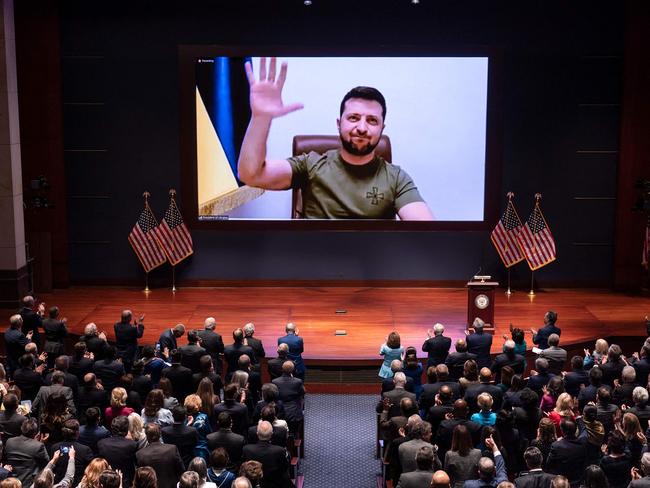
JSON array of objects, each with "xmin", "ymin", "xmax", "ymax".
[{"xmin": 14, "ymin": 286, "xmax": 650, "ymax": 362}]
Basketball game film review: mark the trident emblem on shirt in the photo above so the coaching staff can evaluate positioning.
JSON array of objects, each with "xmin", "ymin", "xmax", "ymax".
[{"xmin": 366, "ymin": 187, "xmax": 384, "ymax": 205}]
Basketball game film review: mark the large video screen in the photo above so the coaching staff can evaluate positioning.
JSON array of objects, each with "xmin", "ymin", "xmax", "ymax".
[{"xmin": 194, "ymin": 56, "xmax": 489, "ymax": 222}]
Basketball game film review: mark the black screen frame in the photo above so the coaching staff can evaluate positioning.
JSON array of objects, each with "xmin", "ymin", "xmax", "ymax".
[{"xmin": 179, "ymin": 44, "xmax": 503, "ymax": 231}]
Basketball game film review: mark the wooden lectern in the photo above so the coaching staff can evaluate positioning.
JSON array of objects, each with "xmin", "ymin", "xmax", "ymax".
[{"xmin": 467, "ymin": 278, "xmax": 499, "ymax": 333}]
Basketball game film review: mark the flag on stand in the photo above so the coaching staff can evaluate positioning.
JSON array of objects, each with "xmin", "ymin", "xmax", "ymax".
[
  {"xmin": 643, "ymin": 221, "xmax": 649, "ymax": 270},
  {"xmin": 128, "ymin": 202, "xmax": 167, "ymax": 273},
  {"xmin": 491, "ymin": 198, "xmax": 525, "ymax": 268},
  {"xmin": 152, "ymin": 192, "xmax": 193, "ymax": 266},
  {"xmin": 517, "ymin": 198, "xmax": 557, "ymax": 270}
]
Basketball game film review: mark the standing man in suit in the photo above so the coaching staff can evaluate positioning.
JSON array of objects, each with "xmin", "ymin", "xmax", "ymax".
[
  {"xmin": 422, "ymin": 323, "xmax": 452, "ymax": 368},
  {"xmin": 32, "ymin": 371, "xmax": 76, "ymax": 417},
  {"xmin": 466, "ymin": 318, "xmax": 493, "ymax": 369},
  {"xmin": 4, "ymin": 418, "xmax": 49, "ymax": 486},
  {"xmin": 464, "ymin": 368, "xmax": 503, "ymax": 413},
  {"xmin": 4, "ymin": 314, "xmax": 33, "ymax": 375},
  {"xmin": 278, "ymin": 323, "xmax": 305, "ymax": 380},
  {"xmin": 490, "ymin": 340, "xmax": 525, "ymax": 382},
  {"xmin": 206, "ymin": 412, "xmax": 246, "ymax": 471},
  {"xmin": 93, "ymin": 345, "xmax": 125, "ymax": 393},
  {"xmin": 114, "ymin": 310, "xmax": 144, "ymax": 373},
  {"xmin": 531, "ymin": 311, "xmax": 561, "ymax": 351},
  {"xmin": 161, "ymin": 406, "xmax": 199, "ymax": 467},
  {"xmin": 19, "ymin": 295, "xmax": 45, "ymax": 347},
  {"xmin": 179, "ymin": 330, "xmax": 207, "ymax": 373},
  {"xmin": 545, "ymin": 419, "xmax": 587, "ymax": 486},
  {"xmin": 224, "ymin": 329, "xmax": 255, "ymax": 378},
  {"xmin": 515, "ymin": 447, "xmax": 555, "ymax": 488},
  {"xmin": 161, "ymin": 349, "xmax": 193, "ymax": 403},
  {"xmin": 158, "ymin": 324, "xmax": 185, "ymax": 355},
  {"xmin": 98, "ymin": 417, "xmax": 138, "ymax": 488},
  {"xmin": 463, "ymin": 435, "xmax": 508, "ymax": 488},
  {"xmin": 377, "ymin": 372, "xmax": 417, "ymax": 419},
  {"xmin": 272, "ymin": 361, "xmax": 306, "ymax": 434},
  {"xmin": 198, "ymin": 317, "xmax": 225, "ymax": 374},
  {"xmin": 242, "ymin": 421, "xmax": 291, "ymax": 488},
  {"xmin": 136, "ymin": 423, "xmax": 185, "ymax": 488},
  {"xmin": 42, "ymin": 306, "xmax": 68, "ymax": 369},
  {"xmin": 243, "ymin": 323, "xmax": 266, "ymax": 364}
]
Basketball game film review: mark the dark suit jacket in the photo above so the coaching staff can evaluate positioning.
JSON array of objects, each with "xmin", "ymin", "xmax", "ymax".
[
  {"xmin": 629, "ymin": 476, "xmax": 650, "ymax": 488},
  {"xmin": 527, "ymin": 373, "xmax": 556, "ymax": 395},
  {"xmin": 0, "ymin": 411, "xmax": 27, "ymax": 438},
  {"xmin": 546, "ymin": 436, "xmax": 587, "ymax": 485},
  {"xmin": 464, "ymin": 382, "xmax": 503, "ymax": 413},
  {"xmin": 466, "ymin": 331, "xmax": 493, "ymax": 368},
  {"xmin": 162, "ymin": 422, "xmax": 199, "ymax": 466},
  {"xmin": 632, "ymin": 357, "xmax": 650, "ymax": 386},
  {"xmin": 158, "ymin": 329, "xmax": 178, "ymax": 353},
  {"xmin": 76, "ymin": 387, "xmax": 109, "ymax": 424},
  {"xmin": 422, "ymin": 335, "xmax": 452, "ymax": 366},
  {"xmin": 114, "ymin": 321, "xmax": 144, "ymax": 363},
  {"xmin": 445, "ymin": 351, "xmax": 478, "ymax": 380},
  {"xmin": 78, "ymin": 424, "xmax": 111, "ymax": 455},
  {"xmin": 4, "ymin": 328, "xmax": 30, "ymax": 371},
  {"xmin": 418, "ymin": 381, "xmax": 460, "ymax": 412},
  {"xmin": 19, "ymin": 307, "xmax": 43, "ymax": 344},
  {"xmin": 136, "ymin": 442, "xmax": 185, "ymax": 488},
  {"xmin": 272, "ymin": 374, "xmax": 305, "ymax": 422},
  {"xmin": 4, "ymin": 435, "xmax": 49, "ymax": 486},
  {"xmin": 98, "ymin": 436, "xmax": 138, "ymax": 486},
  {"xmin": 161, "ymin": 364, "xmax": 194, "ymax": 402},
  {"xmin": 93, "ymin": 359, "xmax": 125, "ymax": 392},
  {"xmin": 377, "ymin": 387, "xmax": 417, "ymax": 418},
  {"xmin": 563, "ymin": 370, "xmax": 589, "ymax": 397},
  {"xmin": 532, "ymin": 324, "xmax": 561, "ymax": 350},
  {"xmin": 44, "ymin": 371, "xmax": 79, "ymax": 399},
  {"xmin": 397, "ymin": 469, "xmax": 436, "ymax": 488},
  {"xmin": 80, "ymin": 334, "xmax": 107, "ymax": 361},
  {"xmin": 277, "ymin": 334, "xmax": 305, "ymax": 375},
  {"xmin": 206, "ymin": 428, "xmax": 246, "ymax": 470},
  {"xmin": 179, "ymin": 343, "xmax": 207, "ymax": 373},
  {"xmin": 242, "ymin": 440, "xmax": 291, "ymax": 488},
  {"xmin": 267, "ymin": 357, "xmax": 284, "ymax": 380},
  {"xmin": 246, "ymin": 336, "xmax": 266, "ymax": 364},
  {"xmin": 435, "ymin": 418, "xmax": 483, "ymax": 461},
  {"xmin": 32, "ymin": 384, "xmax": 76, "ymax": 417},
  {"xmin": 491, "ymin": 352, "xmax": 526, "ymax": 381},
  {"xmin": 12, "ymin": 366, "xmax": 44, "ymax": 401},
  {"xmin": 246, "ymin": 423, "xmax": 288, "ymax": 447},
  {"xmin": 214, "ymin": 400, "xmax": 249, "ymax": 436},
  {"xmin": 463, "ymin": 453, "xmax": 507, "ymax": 488},
  {"xmin": 514, "ymin": 470, "xmax": 556, "ymax": 488},
  {"xmin": 224, "ymin": 343, "xmax": 255, "ymax": 375},
  {"xmin": 68, "ymin": 355, "xmax": 94, "ymax": 381},
  {"xmin": 196, "ymin": 329, "xmax": 224, "ymax": 373},
  {"xmin": 50, "ymin": 440, "xmax": 94, "ymax": 487},
  {"xmin": 42, "ymin": 318, "xmax": 67, "ymax": 352}
]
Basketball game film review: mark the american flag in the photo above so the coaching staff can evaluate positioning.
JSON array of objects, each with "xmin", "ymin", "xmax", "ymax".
[
  {"xmin": 517, "ymin": 203, "xmax": 556, "ymax": 270},
  {"xmin": 128, "ymin": 205, "xmax": 167, "ymax": 272},
  {"xmin": 490, "ymin": 199, "xmax": 525, "ymax": 268},
  {"xmin": 152, "ymin": 197, "xmax": 193, "ymax": 266},
  {"xmin": 643, "ymin": 221, "xmax": 649, "ymax": 270}
]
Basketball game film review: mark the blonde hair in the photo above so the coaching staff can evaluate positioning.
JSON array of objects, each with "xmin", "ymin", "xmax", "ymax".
[
  {"xmin": 554, "ymin": 392, "xmax": 574, "ymax": 417},
  {"xmin": 110, "ymin": 387, "xmax": 127, "ymax": 408},
  {"xmin": 595, "ymin": 339, "xmax": 609, "ymax": 355},
  {"xmin": 80, "ymin": 458, "xmax": 111, "ymax": 488},
  {"xmin": 0, "ymin": 479, "xmax": 21, "ymax": 488},
  {"xmin": 477, "ymin": 392, "xmax": 494, "ymax": 410},
  {"xmin": 184, "ymin": 394, "xmax": 202, "ymax": 415},
  {"xmin": 128, "ymin": 412, "xmax": 144, "ymax": 441}
]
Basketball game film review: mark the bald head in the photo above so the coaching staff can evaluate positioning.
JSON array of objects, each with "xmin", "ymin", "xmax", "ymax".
[
  {"xmin": 479, "ymin": 368, "xmax": 492, "ymax": 382},
  {"xmin": 204, "ymin": 317, "xmax": 216, "ymax": 330},
  {"xmin": 390, "ymin": 359, "xmax": 403, "ymax": 373},
  {"xmin": 478, "ymin": 457, "xmax": 495, "ymax": 479},
  {"xmin": 455, "ymin": 339, "xmax": 467, "ymax": 352},
  {"xmin": 286, "ymin": 322, "xmax": 296, "ymax": 334},
  {"xmin": 431, "ymin": 470, "xmax": 450, "ymax": 488},
  {"xmin": 282, "ymin": 360, "xmax": 295, "ymax": 375},
  {"xmin": 257, "ymin": 420, "xmax": 273, "ymax": 441},
  {"xmin": 393, "ymin": 372, "xmax": 406, "ymax": 387}
]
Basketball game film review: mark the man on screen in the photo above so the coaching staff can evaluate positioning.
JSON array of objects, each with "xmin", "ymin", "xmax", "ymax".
[{"xmin": 237, "ymin": 57, "xmax": 434, "ymax": 220}]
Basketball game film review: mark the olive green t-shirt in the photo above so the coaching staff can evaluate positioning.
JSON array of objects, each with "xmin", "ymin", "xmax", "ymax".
[{"xmin": 287, "ymin": 150, "xmax": 424, "ymax": 219}]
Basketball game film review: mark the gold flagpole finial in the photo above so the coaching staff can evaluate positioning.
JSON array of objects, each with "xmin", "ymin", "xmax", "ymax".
[
  {"xmin": 506, "ymin": 191, "xmax": 514, "ymax": 200},
  {"xmin": 534, "ymin": 193, "xmax": 542, "ymax": 202},
  {"xmin": 143, "ymin": 191, "xmax": 151, "ymax": 204},
  {"xmin": 169, "ymin": 188, "xmax": 177, "ymax": 198}
]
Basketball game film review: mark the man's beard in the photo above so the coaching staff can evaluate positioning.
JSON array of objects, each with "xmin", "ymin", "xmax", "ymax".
[{"xmin": 340, "ymin": 135, "xmax": 379, "ymax": 156}]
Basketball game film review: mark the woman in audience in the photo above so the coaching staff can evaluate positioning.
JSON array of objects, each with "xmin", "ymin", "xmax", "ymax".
[
  {"xmin": 459, "ymin": 360, "xmax": 479, "ymax": 394},
  {"xmin": 378, "ymin": 331, "xmax": 403, "ymax": 379},
  {"xmin": 579, "ymin": 405, "xmax": 606, "ymax": 466},
  {"xmin": 403, "ymin": 346, "xmax": 423, "ymax": 399},
  {"xmin": 185, "ymin": 394, "xmax": 212, "ymax": 460},
  {"xmin": 207, "ymin": 448, "xmax": 235, "ymax": 488},
  {"xmin": 141, "ymin": 389, "xmax": 173, "ymax": 427},
  {"xmin": 597, "ymin": 387, "xmax": 620, "ymax": 435},
  {"xmin": 127, "ymin": 412, "xmax": 147, "ymax": 449},
  {"xmin": 188, "ymin": 458, "xmax": 217, "ymax": 488},
  {"xmin": 117, "ymin": 374, "xmax": 142, "ymax": 413},
  {"xmin": 96, "ymin": 471, "xmax": 120, "ymax": 488},
  {"xmin": 77, "ymin": 458, "xmax": 111, "ymax": 488},
  {"xmin": 130, "ymin": 361, "xmax": 153, "ymax": 403},
  {"xmin": 252, "ymin": 383, "xmax": 285, "ymax": 423},
  {"xmin": 504, "ymin": 374, "xmax": 526, "ymax": 409},
  {"xmin": 582, "ymin": 465, "xmax": 610, "ymax": 488},
  {"xmin": 104, "ymin": 387, "xmax": 134, "ymax": 427},
  {"xmin": 503, "ymin": 328, "xmax": 527, "ymax": 369},
  {"xmin": 530, "ymin": 417, "xmax": 557, "ymax": 468},
  {"xmin": 471, "ymin": 392, "xmax": 496, "ymax": 426},
  {"xmin": 548, "ymin": 392, "xmax": 575, "ymax": 435},
  {"xmin": 585, "ymin": 339, "xmax": 609, "ymax": 368},
  {"xmin": 178, "ymin": 472, "xmax": 200, "ymax": 488},
  {"xmin": 496, "ymin": 409, "xmax": 525, "ymax": 476},
  {"xmin": 158, "ymin": 378, "xmax": 179, "ymax": 410},
  {"xmin": 231, "ymin": 371, "xmax": 252, "ymax": 412},
  {"xmin": 0, "ymin": 392, "xmax": 26, "ymax": 439},
  {"xmin": 496, "ymin": 365, "xmax": 515, "ymax": 394},
  {"xmin": 131, "ymin": 467, "xmax": 157, "ymax": 488},
  {"xmin": 540, "ymin": 377, "xmax": 565, "ymax": 414},
  {"xmin": 238, "ymin": 461, "xmax": 262, "ymax": 488},
  {"xmin": 600, "ymin": 431, "xmax": 632, "ymax": 488},
  {"xmin": 32, "ymin": 447, "xmax": 76, "ymax": 488},
  {"xmin": 40, "ymin": 392, "xmax": 73, "ymax": 445},
  {"xmin": 619, "ymin": 412, "xmax": 645, "ymax": 465},
  {"xmin": 444, "ymin": 424, "xmax": 481, "ymax": 488},
  {"xmin": 193, "ymin": 356, "xmax": 223, "ymax": 395},
  {"xmin": 197, "ymin": 378, "xmax": 220, "ymax": 424}
]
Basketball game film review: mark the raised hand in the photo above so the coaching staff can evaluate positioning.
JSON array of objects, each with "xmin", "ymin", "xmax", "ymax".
[{"xmin": 245, "ymin": 57, "xmax": 303, "ymax": 119}]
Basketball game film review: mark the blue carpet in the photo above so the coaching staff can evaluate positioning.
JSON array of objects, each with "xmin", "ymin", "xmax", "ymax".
[{"xmin": 302, "ymin": 394, "xmax": 378, "ymax": 488}]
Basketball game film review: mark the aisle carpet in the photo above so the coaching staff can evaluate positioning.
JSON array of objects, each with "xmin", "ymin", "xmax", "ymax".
[{"xmin": 301, "ymin": 394, "xmax": 378, "ymax": 488}]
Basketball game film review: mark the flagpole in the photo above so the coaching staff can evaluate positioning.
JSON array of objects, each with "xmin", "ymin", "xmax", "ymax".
[
  {"xmin": 506, "ymin": 268, "xmax": 512, "ymax": 297},
  {"xmin": 528, "ymin": 271, "xmax": 535, "ymax": 296},
  {"xmin": 145, "ymin": 272, "xmax": 149, "ymax": 293},
  {"xmin": 143, "ymin": 191, "xmax": 151, "ymax": 293},
  {"xmin": 172, "ymin": 266, "xmax": 176, "ymax": 293}
]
